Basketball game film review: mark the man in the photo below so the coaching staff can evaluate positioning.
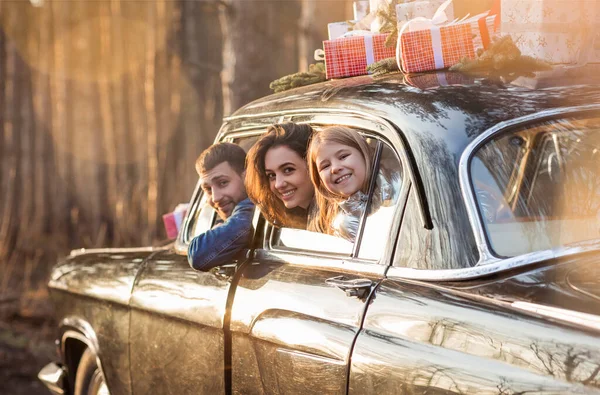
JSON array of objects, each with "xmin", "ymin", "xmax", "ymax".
[{"xmin": 188, "ymin": 142, "xmax": 255, "ymax": 271}]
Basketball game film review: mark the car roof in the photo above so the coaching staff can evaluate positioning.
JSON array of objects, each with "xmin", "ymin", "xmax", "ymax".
[{"xmin": 230, "ymin": 65, "xmax": 600, "ymax": 163}]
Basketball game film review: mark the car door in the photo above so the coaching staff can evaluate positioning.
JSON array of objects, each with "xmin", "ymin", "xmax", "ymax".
[
  {"xmin": 229, "ymin": 115, "xmax": 408, "ymax": 394},
  {"xmin": 347, "ymin": 113, "xmax": 600, "ymax": 394},
  {"xmin": 128, "ymin": 133, "xmax": 259, "ymax": 394}
]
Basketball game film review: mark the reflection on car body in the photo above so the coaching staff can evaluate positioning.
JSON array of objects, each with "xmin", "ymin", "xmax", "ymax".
[{"xmin": 39, "ymin": 68, "xmax": 600, "ymax": 395}]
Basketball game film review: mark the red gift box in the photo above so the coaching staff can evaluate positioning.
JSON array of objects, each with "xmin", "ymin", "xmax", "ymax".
[
  {"xmin": 323, "ymin": 34, "xmax": 396, "ymax": 79},
  {"xmin": 398, "ymin": 14, "xmax": 497, "ymax": 74}
]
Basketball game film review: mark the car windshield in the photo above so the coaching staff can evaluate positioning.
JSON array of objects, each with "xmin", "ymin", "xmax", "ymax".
[{"xmin": 471, "ymin": 116, "xmax": 600, "ymax": 257}]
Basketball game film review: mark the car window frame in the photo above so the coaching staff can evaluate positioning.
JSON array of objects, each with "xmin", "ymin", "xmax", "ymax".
[
  {"xmin": 261, "ymin": 113, "xmax": 411, "ymax": 268},
  {"xmin": 174, "ymin": 130, "xmax": 268, "ymax": 256},
  {"xmin": 383, "ymin": 106, "xmax": 600, "ymax": 282}
]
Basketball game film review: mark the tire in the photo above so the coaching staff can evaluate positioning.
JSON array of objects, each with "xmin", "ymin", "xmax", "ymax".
[{"xmin": 74, "ymin": 348, "xmax": 110, "ymax": 395}]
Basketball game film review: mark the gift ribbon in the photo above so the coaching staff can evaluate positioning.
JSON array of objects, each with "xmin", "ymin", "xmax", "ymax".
[
  {"xmin": 430, "ymin": 27, "xmax": 445, "ymax": 69},
  {"xmin": 364, "ymin": 35, "xmax": 375, "ymax": 66},
  {"xmin": 478, "ymin": 16, "xmax": 491, "ymax": 50}
]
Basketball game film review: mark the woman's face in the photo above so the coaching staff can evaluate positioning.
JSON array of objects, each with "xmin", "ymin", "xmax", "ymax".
[
  {"xmin": 315, "ymin": 141, "xmax": 367, "ymax": 198},
  {"xmin": 264, "ymin": 145, "xmax": 314, "ymax": 209}
]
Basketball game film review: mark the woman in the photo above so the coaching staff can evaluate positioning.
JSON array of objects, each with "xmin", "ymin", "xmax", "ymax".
[{"xmin": 245, "ymin": 123, "xmax": 316, "ymax": 229}]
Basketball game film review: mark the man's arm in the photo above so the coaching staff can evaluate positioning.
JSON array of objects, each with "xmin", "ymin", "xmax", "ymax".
[{"xmin": 187, "ymin": 198, "xmax": 255, "ymax": 271}]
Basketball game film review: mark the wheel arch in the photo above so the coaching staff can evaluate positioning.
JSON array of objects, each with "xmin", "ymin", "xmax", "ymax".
[{"xmin": 59, "ymin": 317, "xmax": 107, "ymax": 393}]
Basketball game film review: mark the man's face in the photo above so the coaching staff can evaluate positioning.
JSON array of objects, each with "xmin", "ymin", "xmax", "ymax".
[{"xmin": 200, "ymin": 162, "xmax": 247, "ymax": 220}]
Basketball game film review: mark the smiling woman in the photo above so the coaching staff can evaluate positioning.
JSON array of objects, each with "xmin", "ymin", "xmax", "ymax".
[{"xmin": 245, "ymin": 123, "xmax": 316, "ymax": 229}]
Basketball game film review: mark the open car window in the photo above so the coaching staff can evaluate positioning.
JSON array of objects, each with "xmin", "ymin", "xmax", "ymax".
[
  {"xmin": 471, "ymin": 116, "xmax": 600, "ymax": 257},
  {"xmin": 269, "ymin": 130, "xmax": 404, "ymax": 262}
]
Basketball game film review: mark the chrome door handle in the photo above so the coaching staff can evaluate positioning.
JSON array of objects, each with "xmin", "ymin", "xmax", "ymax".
[{"xmin": 325, "ymin": 276, "xmax": 373, "ymax": 299}]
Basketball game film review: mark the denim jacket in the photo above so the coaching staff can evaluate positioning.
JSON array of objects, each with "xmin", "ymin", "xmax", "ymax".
[{"xmin": 187, "ymin": 198, "xmax": 255, "ymax": 271}]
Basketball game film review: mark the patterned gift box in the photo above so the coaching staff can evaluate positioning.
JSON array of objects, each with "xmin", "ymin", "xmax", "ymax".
[
  {"xmin": 323, "ymin": 34, "xmax": 396, "ymax": 79},
  {"xmin": 500, "ymin": 0, "xmax": 597, "ymax": 64},
  {"xmin": 398, "ymin": 13, "xmax": 497, "ymax": 73}
]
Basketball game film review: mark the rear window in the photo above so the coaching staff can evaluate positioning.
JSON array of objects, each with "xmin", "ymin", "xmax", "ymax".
[{"xmin": 470, "ymin": 116, "xmax": 600, "ymax": 257}]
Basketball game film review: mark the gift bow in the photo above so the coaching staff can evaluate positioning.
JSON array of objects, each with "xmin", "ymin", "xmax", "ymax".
[{"xmin": 398, "ymin": 0, "xmax": 454, "ymax": 33}]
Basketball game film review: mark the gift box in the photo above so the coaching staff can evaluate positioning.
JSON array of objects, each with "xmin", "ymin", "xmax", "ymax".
[
  {"xmin": 396, "ymin": 0, "xmax": 455, "ymax": 28},
  {"xmin": 328, "ymin": 22, "xmax": 354, "ymax": 40},
  {"xmin": 323, "ymin": 33, "xmax": 396, "ymax": 79},
  {"xmin": 500, "ymin": 0, "xmax": 597, "ymax": 64},
  {"xmin": 397, "ymin": 13, "xmax": 498, "ymax": 73},
  {"xmin": 162, "ymin": 203, "xmax": 189, "ymax": 239}
]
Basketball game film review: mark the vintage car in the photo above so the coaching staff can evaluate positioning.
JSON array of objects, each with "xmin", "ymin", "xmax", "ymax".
[{"xmin": 39, "ymin": 67, "xmax": 600, "ymax": 395}]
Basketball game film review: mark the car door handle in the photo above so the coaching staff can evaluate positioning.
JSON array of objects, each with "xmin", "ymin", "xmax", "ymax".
[{"xmin": 325, "ymin": 276, "xmax": 373, "ymax": 299}]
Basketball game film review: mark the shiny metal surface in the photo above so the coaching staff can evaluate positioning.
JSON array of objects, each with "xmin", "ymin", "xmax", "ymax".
[
  {"xmin": 128, "ymin": 249, "xmax": 230, "ymax": 394},
  {"xmin": 230, "ymin": 250, "xmax": 382, "ymax": 394},
  {"xmin": 458, "ymin": 104, "xmax": 600, "ymax": 267},
  {"xmin": 388, "ymin": 239, "xmax": 600, "ymax": 282},
  {"xmin": 38, "ymin": 362, "xmax": 66, "ymax": 395},
  {"xmin": 49, "ymin": 249, "xmax": 153, "ymax": 395},
  {"xmin": 350, "ymin": 277, "xmax": 600, "ymax": 394}
]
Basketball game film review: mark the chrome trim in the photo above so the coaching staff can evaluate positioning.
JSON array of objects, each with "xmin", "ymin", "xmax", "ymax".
[
  {"xmin": 512, "ymin": 301, "xmax": 600, "ymax": 332},
  {"xmin": 38, "ymin": 362, "xmax": 66, "ymax": 395},
  {"xmin": 260, "ymin": 249, "xmax": 387, "ymax": 277},
  {"xmin": 458, "ymin": 105, "xmax": 600, "ymax": 267},
  {"xmin": 69, "ymin": 246, "xmax": 166, "ymax": 258},
  {"xmin": 386, "ymin": 239, "xmax": 600, "ymax": 281}
]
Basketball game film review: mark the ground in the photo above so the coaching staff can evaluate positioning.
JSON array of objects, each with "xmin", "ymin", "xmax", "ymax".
[{"xmin": 0, "ymin": 313, "xmax": 56, "ymax": 394}]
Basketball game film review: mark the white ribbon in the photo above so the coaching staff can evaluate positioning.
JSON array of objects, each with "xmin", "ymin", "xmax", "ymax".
[
  {"xmin": 364, "ymin": 35, "xmax": 375, "ymax": 66},
  {"xmin": 430, "ymin": 26, "xmax": 444, "ymax": 70}
]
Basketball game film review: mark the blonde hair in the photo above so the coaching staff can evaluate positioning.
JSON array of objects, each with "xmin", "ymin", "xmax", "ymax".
[{"xmin": 307, "ymin": 126, "xmax": 373, "ymax": 234}]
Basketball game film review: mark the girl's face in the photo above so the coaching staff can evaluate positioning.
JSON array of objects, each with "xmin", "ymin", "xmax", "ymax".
[
  {"xmin": 264, "ymin": 145, "xmax": 314, "ymax": 209},
  {"xmin": 315, "ymin": 141, "xmax": 367, "ymax": 198}
]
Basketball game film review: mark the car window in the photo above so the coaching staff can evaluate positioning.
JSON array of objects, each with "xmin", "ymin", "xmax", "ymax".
[
  {"xmin": 269, "ymin": 131, "xmax": 404, "ymax": 262},
  {"xmin": 471, "ymin": 116, "xmax": 600, "ymax": 257}
]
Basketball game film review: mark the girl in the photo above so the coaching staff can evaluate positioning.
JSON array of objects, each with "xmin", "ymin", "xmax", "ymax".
[
  {"xmin": 308, "ymin": 126, "xmax": 400, "ymax": 241},
  {"xmin": 245, "ymin": 123, "xmax": 316, "ymax": 229}
]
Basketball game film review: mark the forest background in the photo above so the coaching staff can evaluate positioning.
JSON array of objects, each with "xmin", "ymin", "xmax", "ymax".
[{"xmin": 0, "ymin": 0, "xmax": 487, "ymax": 392}]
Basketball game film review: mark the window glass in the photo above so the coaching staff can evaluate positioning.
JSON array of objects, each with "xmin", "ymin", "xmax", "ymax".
[
  {"xmin": 471, "ymin": 116, "xmax": 600, "ymax": 257},
  {"xmin": 393, "ymin": 190, "xmax": 476, "ymax": 270},
  {"xmin": 358, "ymin": 144, "xmax": 403, "ymax": 260}
]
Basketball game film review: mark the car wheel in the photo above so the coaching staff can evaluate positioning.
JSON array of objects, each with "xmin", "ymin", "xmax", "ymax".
[{"xmin": 74, "ymin": 348, "xmax": 110, "ymax": 395}]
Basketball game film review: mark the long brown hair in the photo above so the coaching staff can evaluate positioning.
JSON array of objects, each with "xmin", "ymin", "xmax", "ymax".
[
  {"xmin": 245, "ymin": 123, "xmax": 315, "ymax": 228},
  {"xmin": 307, "ymin": 126, "xmax": 373, "ymax": 234}
]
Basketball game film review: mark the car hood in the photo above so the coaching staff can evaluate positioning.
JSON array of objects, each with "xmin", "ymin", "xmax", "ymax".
[{"xmin": 455, "ymin": 252, "xmax": 600, "ymax": 328}]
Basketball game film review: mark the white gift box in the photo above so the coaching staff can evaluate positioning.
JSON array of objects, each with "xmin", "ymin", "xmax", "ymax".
[
  {"xmin": 396, "ymin": 0, "xmax": 455, "ymax": 28},
  {"xmin": 328, "ymin": 21, "xmax": 355, "ymax": 40},
  {"xmin": 501, "ymin": 0, "xmax": 598, "ymax": 64}
]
